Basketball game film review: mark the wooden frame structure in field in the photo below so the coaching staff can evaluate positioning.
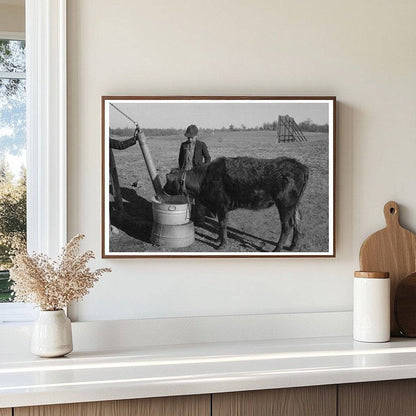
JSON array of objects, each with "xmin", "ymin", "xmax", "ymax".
[{"xmin": 277, "ymin": 115, "xmax": 307, "ymax": 143}]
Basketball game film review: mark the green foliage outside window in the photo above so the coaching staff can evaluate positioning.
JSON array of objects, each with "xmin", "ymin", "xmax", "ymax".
[
  {"xmin": 0, "ymin": 38, "xmax": 27, "ymax": 302},
  {"xmin": 0, "ymin": 161, "xmax": 26, "ymax": 302}
]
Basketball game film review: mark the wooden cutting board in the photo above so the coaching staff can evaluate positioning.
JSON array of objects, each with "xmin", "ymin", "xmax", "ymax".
[{"xmin": 359, "ymin": 201, "xmax": 416, "ymax": 336}]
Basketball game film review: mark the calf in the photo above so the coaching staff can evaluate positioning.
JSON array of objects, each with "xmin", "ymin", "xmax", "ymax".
[{"xmin": 164, "ymin": 157, "xmax": 309, "ymax": 252}]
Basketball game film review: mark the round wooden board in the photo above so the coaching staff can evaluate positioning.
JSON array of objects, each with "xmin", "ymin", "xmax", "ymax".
[{"xmin": 395, "ymin": 273, "xmax": 416, "ymax": 337}]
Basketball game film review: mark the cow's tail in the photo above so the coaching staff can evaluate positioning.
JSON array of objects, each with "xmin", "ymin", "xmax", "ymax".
[{"xmin": 295, "ymin": 166, "xmax": 309, "ymax": 225}]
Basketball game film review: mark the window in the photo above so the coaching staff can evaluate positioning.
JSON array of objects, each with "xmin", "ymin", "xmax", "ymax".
[
  {"xmin": 0, "ymin": 1, "xmax": 67, "ymax": 324},
  {"xmin": 0, "ymin": 34, "xmax": 26, "ymax": 307}
]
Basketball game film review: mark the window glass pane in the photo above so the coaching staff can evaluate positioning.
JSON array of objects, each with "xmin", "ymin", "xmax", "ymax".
[
  {"xmin": 0, "ymin": 46, "xmax": 26, "ymax": 303},
  {"xmin": 0, "ymin": 39, "xmax": 26, "ymax": 73},
  {"xmin": 0, "ymin": 78, "xmax": 26, "ymax": 152}
]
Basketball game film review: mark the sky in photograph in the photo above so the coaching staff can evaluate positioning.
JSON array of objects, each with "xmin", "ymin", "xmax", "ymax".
[{"xmin": 109, "ymin": 101, "xmax": 330, "ymax": 130}]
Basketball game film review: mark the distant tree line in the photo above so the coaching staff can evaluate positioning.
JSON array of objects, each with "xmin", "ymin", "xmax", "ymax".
[
  {"xmin": 110, "ymin": 118, "xmax": 328, "ymax": 137},
  {"xmin": 224, "ymin": 120, "xmax": 328, "ymax": 132},
  {"xmin": 258, "ymin": 119, "xmax": 328, "ymax": 132},
  {"xmin": 110, "ymin": 127, "xmax": 218, "ymax": 137},
  {"xmin": 297, "ymin": 119, "xmax": 329, "ymax": 133},
  {"xmin": 110, "ymin": 127, "xmax": 180, "ymax": 137}
]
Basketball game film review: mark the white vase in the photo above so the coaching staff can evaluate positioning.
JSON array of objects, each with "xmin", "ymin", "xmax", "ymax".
[{"xmin": 31, "ymin": 310, "xmax": 73, "ymax": 357}]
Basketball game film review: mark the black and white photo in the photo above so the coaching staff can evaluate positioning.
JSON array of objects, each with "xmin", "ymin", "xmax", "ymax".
[{"xmin": 102, "ymin": 97, "xmax": 335, "ymax": 257}]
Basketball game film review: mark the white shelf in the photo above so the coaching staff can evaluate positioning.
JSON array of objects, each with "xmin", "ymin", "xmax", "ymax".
[{"xmin": 2, "ymin": 335, "xmax": 416, "ymax": 408}]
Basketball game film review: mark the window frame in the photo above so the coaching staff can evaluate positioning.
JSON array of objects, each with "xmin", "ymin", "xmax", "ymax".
[
  {"xmin": 0, "ymin": 0, "xmax": 67, "ymax": 323},
  {"xmin": 0, "ymin": 31, "xmax": 24, "ymax": 41}
]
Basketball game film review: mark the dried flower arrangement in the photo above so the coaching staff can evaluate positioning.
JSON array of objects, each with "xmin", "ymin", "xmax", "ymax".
[{"xmin": 10, "ymin": 234, "xmax": 111, "ymax": 311}]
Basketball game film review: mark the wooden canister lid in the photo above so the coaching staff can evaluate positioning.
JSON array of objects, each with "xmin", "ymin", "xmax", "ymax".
[{"xmin": 354, "ymin": 271, "xmax": 390, "ymax": 279}]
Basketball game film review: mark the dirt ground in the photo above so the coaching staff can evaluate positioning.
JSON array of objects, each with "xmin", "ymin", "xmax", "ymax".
[{"xmin": 109, "ymin": 130, "xmax": 329, "ymax": 254}]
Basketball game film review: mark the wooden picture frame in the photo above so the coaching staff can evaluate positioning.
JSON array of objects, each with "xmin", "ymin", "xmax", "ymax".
[{"xmin": 102, "ymin": 96, "xmax": 336, "ymax": 258}]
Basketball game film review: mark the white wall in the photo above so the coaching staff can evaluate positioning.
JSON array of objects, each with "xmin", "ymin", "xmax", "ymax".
[
  {"xmin": 0, "ymin": 3, "xmax": 24, "ymax": 32},
  {"xmin": 67, "ymin": 0, "xmax": 416, "ymax": 322}
]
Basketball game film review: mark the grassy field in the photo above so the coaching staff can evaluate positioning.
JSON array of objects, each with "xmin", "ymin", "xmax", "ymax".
[{"xmin": 109, "ymin": 130, "xmax": 329, "ymax": 253}]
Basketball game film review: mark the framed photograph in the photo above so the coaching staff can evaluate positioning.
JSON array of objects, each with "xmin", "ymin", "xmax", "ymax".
[{"xmin": 102, "ymin": 96, "xmax": 336, "ymax": 258}]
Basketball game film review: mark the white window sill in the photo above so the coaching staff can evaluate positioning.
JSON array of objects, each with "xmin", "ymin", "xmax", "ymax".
[{"xmin": 0, "ymin": 303, "xmax": 35, "ymax": 324}]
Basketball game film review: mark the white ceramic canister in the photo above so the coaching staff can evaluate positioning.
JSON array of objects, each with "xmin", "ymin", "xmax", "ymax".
[{"xmin": 353, "ymin": 271, "xmax": 390, "ymax": 343}]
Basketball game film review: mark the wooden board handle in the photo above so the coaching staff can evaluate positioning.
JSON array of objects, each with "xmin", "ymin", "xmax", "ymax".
[{"xmin": 384, "ymin": 201, "xmax": 400, "ymax": 228}]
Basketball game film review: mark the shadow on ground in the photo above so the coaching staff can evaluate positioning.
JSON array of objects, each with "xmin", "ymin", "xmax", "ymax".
[
  {"xmin": 110, "ymin": 187, "xmax": 153, "ymax": 243},
  {"xmin": 110, "ymin": 189, "xmax": 283, "ymax": 252},
  {"xmin": 194, "ymin": 217, "xmax": 277, "ymax": 252}
]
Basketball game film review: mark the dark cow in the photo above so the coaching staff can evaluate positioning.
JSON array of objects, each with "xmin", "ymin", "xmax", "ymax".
[{"xmin": 164, "ymin": 157, "xmax": 309, "ymax": 252}]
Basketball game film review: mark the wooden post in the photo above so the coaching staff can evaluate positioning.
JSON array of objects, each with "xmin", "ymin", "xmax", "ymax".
[
  {"xmin": 292, "ymin": 120, "xmax": 307, "ymax": 141},
  {"xmin": 109, "ymin": 148, "xmax": 124, "ymax": 212},
  {"xmin": 136, "ymin": 131, "xmax": 164, "ymax": 197},
  {"xmin": 277, "ymin": 116, "xmax": 282, "ymax": 143},
  {"xmin": 285, "ymin": 115, "xmax": 291, "ymax": 141}
]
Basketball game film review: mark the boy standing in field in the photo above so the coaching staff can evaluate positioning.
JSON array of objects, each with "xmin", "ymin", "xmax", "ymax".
[
  {"xmin": 178, "ymin": 124, "xmax": 211, "ymax": 225},
  {"xmin": 178, "ymin": 124, "xmax": 211, "ymax": 170}
]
